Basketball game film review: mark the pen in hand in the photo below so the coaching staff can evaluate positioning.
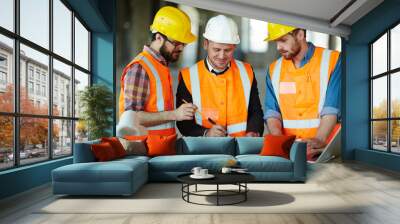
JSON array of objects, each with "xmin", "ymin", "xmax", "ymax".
[
  {"xmin": 181, "ymin": 99, "xmax": 201, "ymax": 115},
  {"xmin": 208, "ymin": 117, "xmax": 217, "ymax": 125},
  {"xmin": 208, "ymin": 117, "xmax": 227, "ymax": 136}
]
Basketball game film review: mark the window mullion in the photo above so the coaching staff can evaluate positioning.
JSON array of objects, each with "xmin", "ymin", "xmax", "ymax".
[
  {"xmin": 388, "ymin": 30, "xmax": 391, "ymax": 152},
  {"xmin": 49, "ymin": 0, "xmax": 54, "ymax": 160},
  {"xmin": 71, "ymin": 11, "xmax": 76, "ymax": 154},
  {"xmin": 13, "ymin": 0, "xmax": 21, "ymax": 167},
  {"xmin": 370, "ymin": 45, "xmax": 373, "ymax": 149}
]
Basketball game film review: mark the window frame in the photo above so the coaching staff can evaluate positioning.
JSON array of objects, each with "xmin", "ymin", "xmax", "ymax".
[
  {"xmin": 370, "ymin": 20, "xmax": 400, "ymax": 154},
  {"xmin": 0, "ymin": 0, "xmax": 92, "ymax": 171}
]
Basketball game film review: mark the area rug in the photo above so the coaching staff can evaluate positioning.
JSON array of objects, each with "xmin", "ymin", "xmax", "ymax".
[{"xmin": 37, "ymin": 183, "xmax": 361, "ymax": 214}]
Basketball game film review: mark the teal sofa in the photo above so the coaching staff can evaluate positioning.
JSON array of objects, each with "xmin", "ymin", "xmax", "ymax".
[{"xmin": 52, "ymin": 137, "xmax": 306, "ymax": 196}]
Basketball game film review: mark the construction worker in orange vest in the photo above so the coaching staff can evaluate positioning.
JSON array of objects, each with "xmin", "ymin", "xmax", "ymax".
[
  {"xmin": 117, "ymin": 6, "xmax": 197, "ymax": 137},
  {"xmin": 264, "ymin": 23, "xmax": 341, "ymax": 156},
  {"xmin": 177, "ymin": 15, "xmax": 264, "ymax": 137}
]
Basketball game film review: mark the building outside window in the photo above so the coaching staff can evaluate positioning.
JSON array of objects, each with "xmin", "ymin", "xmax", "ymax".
[
  {"xmin": 41, "ymin": 73, "xmax": 46, "ymax": 83},
  {"xmin": 28, "ymin": 81, "xmax": 34, "ymax": 94},
  {"xmin": 35, "ymin": 70, "xmax": 40, "ymax": 81},
  {"xmin": 0, "ymin": 71, "xmax": 6, "ymax": 83},
  {"xmin": 35, "ymin": 83, "xmax": 40, "ymax": 95},
  {"xmin": 0, "ymin": 54, "xmax": 7, "ymax": 89},
  {"xmin": 42, "ymin": 85, "xmax": 46, "ymax": 97},
  {"xmin": 28, "ymin": 66, "xmax": 34, "ymax": 80}
]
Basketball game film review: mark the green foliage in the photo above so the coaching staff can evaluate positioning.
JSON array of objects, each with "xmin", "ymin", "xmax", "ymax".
[{"xmin": 79, "ymin": 84, "xmax": 113, "ymax": 140}]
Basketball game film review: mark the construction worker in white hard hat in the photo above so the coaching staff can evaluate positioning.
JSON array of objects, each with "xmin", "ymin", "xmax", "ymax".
[
  {"xmin": 263, "ymin": 23, "xmax": 341, "ymax": 160},
  {"xmin": 177, "ymin": 15, "xmax": 264, "ymax": 137},
  {"xmin": 117, "ymin": 6, "xmax": 197, "ymax": 137}
]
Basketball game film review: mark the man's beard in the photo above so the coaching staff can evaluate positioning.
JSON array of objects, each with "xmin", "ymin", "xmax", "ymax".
[
  {"xmin": 282, "ymin": 40, "xmax": 301, "ymax": 60},
  {"xmin": 160, "ymin": 43, "xmax": 181, "ymax": 63}
]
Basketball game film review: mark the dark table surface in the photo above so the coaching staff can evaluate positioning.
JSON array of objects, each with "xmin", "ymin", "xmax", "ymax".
[{"xmin": 177, "ymin": 172, "xmax": 255, "ymax": 185}]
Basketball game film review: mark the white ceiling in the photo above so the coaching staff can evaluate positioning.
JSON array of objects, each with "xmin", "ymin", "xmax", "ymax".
[
  {"xmin": 226, "ymin": 0, "xmax": 352, "ymax": 22},
  {"xmin": 166, "ymin": 0, "xmax": 384, "ymax": 38}
]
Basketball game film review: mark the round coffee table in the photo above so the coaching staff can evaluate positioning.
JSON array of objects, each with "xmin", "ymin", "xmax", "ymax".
[{"xmin": 177, "ymin": 172, "xmax": 255, "ymax": 206}]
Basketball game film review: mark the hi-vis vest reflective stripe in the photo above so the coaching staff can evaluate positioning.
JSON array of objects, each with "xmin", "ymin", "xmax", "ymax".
[
  {"xmin": 180, "ymin": 60, "xmax": 253, "ymax": 137},
  {"xmin": 270, "ymin": 47, "xmax": 340, "ymax": 139},
  {"xmin": 119, "ymin": 51, "xmax": 175, "ymax": 136}
]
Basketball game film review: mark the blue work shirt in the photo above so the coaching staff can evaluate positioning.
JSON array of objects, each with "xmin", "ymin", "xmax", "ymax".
[{"xmin": 264, "ymin": 42, "xmax": 341, "ymax": 121}]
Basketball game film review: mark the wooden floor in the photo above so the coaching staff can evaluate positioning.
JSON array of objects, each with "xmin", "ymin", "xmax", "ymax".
[{"xmin": 1, "ymin": 160, "xmax": 400, "ymax": 224}]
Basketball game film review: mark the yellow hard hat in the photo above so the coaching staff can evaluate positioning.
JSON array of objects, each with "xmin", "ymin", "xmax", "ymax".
[
  {"xmin": 264, "ymin": 23, "xmax": 297, "ymax": 42},
  {"xmin": 150, "ymin": 6, "xmax": 197, "ymax": 44}
]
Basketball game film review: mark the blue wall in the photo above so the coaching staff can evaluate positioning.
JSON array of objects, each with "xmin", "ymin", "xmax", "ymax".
[
  {"xmin": 0, "ymin": 0, "xmax": 115, "ymax": 200},
  {"xmin": 0, "ymin": 158, "xmax": 72, "ymax": 199},
  {"xmin": 91, "ymin": 32, "xmax": 115, "ymax": 136},
  {"xmin": 344, "ymin": 0, "xmax": 400, "ymax": 171}
]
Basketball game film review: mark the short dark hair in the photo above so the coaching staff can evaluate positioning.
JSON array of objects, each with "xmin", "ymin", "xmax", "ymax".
[
  {"xmin": 291, "ymin": 29, "xmax": 306, "ymax": 38},
  {"xmin": 151, "ymin": 32, "xmax": 158, "ymax": 41},
  {"xmin": 151, "ymin": 32, "xmax": 167, "ymax": 42}
]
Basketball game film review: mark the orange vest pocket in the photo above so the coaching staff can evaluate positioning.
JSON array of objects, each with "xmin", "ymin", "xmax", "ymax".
[{"xmin": 293, "ymin": 75, "xmax": 316, "ymax": 108}]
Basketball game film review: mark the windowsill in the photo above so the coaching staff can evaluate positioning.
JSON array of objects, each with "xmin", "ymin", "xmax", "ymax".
[
  {"xmin": 357, "ymin": 148, "xmax": 400, "ymax": 156},
  {"xmin": 0, "ymin": 156, "xmax": 72, "ymax": 175},
  {"xmin": 355, "ymin": 148, "xmax": 400, "ymax": 172}
]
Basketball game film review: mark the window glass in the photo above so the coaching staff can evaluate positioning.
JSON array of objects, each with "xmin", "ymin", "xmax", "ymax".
[
  {"xmin": 0, "ymin": 35, "xmax": 14, "ymax": 113},
  {"xmin": 53, "ymin": 0, "xmax": 72, "ymax": 60},
  {"xmin": 372, "ymin": 77, "xmax": 387, "ymax": 119},
  {"xmin": 20, "ymin": 117, "xmax": 49, "ymax": 165},
  {"xmin": 0, "ymin": 0, "xmax": 14, "ymax": 31},
  {"xmin": 20, "ymin": 0, "xmax": 49, "ymax": 49},
  {"xmin": 0, "ymin": 116, "xmax": 13, "ymax": 170},
  {"xmin": 74, "ymin": 18, "xmax": 89, "ymax": 70},
  {"xmin": 53, "ymin": 59, "xmax": 72, "ymax": 116},
  {"xmin": 74, "ymin": 69, "xmax": 89, "ymax": 118},
  {"xmin": 391, "ymin": 120, "xmax": 400, "ymax": 153},
  {"xmin": 391, "ymin": 72, "xmax": 400, "ymax": 118},
  {"xmin": 372, "ymin": 121, "xmax": 388, "ymax": 151},
  {"xmin": 20, "ymin": 44, "xmax": 49, "ymax": 115},
  {"xmin": 391, "ymin": 24, "xmax": 400, "ymax": 70},
  {"xmin": 53, "ymin": 119, "xmax": 72, "ymax": 158},
  {"xmin": 372, "ymin": 34, "xmax": 387, "ymax": 76}
]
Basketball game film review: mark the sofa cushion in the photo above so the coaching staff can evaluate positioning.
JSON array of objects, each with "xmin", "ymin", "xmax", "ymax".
[
  {"xmin": 114, "ymin": 155, "xmax": 150, "ymax": 164},
  {"xmin": 235, "ymin": 137, "xmax": 264, "ymax": 155},
  {"xmin": 260, "ymin": 135, "xmax": 296, "ymax": 159},
  {"xmin": 147, "ymin": 134, "xmax": 177, "ymax": 157},
  {"xmin": 101, "ymin": 137, "xmax": 127, "ymax": 158},
  {"xmin": 236, "ymin": 155, "xmax": 293, "ymax": 172},
  {"xmin": 148, "ymin": 154, "xmax": 235, "ymax": 172},
  {"xmin": 119, "ymin": 138, "xmax": 147, "ymax": 156},
  {"xmin": 124, "ymin": 135, "xmax": 148, "ymax": 141},
  {"xmin": 52, "ymin": 158, "xmax": 147, "ymax": 183},
  {"xmin": 91, "ymin": 142, "xmax": 118, "ymax": 162},
  {"xmin": 177, "ymin": 137, "xmax": 235, "ymax": 155}
]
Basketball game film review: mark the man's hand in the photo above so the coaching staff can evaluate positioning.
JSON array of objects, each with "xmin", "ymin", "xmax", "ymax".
[
  {"xmin": 174, "ymin": 103, "xmax": 197, "ymax": 121},
  {"xmin": 304, "ymin": 138, "xmax": 326, "ymax": 160},
  {"xmin": 245, "ymin": 132, "xmax": 259, "ymax": 137},
  {"xmin": 304, "ymin": 138, "xmax": 327, "ymax": 150},
  {"xmin": 206, "ymin": 125, "xmax": 227, "ymax": 137},
  {"xmin": 266, "ymin": 118, "xmax": 283, "ymax": 135}
]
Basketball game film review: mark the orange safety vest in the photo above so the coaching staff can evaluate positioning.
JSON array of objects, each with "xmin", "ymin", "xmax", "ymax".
[
  {"xmin": 119, "ymin": 51, "xmax": 176, "ymax": 136},
  {"xmin": 269, "ymin": 47, "xmax": 340, "ymax": 139},
  {"xmin": 180, "ymin": 59, "xmax": 253, "ymax": 137}
]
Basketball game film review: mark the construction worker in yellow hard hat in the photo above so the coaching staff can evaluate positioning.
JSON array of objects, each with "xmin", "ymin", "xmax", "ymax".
[
  {"xmin": 117, "ymin": 6, "xmax": 197, "ymax": 137},
  {"xmin": 176, "ymin": 15, "xmax": 264, "ymax": 137},
  {"xmin": 263, "ymin": 23, "xmax": 342, "ymax": 161}
]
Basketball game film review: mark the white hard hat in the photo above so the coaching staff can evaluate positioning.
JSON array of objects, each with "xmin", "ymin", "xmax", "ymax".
[{"xmin": 203, "ymin": 15, "xmax": 240, "ymax": 44}]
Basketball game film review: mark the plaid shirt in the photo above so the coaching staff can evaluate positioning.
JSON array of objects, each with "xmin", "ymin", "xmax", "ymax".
[{"xmin": 123, "ymin": 46, "xmax": 168, "ymax": 111}]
